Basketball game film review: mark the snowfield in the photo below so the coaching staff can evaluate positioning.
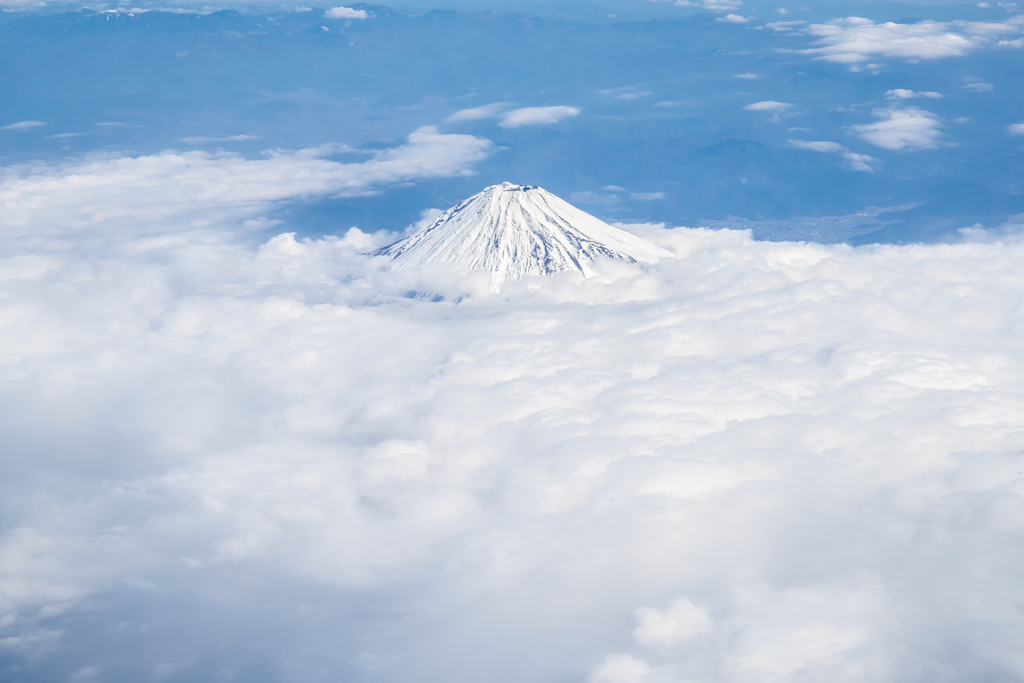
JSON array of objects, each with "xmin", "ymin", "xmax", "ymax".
[{"xmin": 373, "ymin": 183, "xmax": 671, "ymax": 280}]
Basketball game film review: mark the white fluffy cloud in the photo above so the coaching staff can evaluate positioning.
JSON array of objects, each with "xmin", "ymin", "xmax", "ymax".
[
  {"xmin": 788, "ymin": 139, "xmax": 879, "ymax": 171},
  {"xmin": 791, "ymin": 15, "xmax": 1024, "ymax": 64},
  {"xmin": 2, "ymin": 148, "xmax": 1024, "ymax": 681},
  {"xmin": 716, "ymin": 14, "xmax": 749, "ymax": 24},
  {"xmin": 445, "ymin": 102, "xmax": 510, "ymax": 123},
  {"xmin": 1008, "ymin": 122, "xmax": 1024, "ymax": 134},
  {"xmin": 323, "ymin": 6, "xmax": 367, "ymax": 19},
  {"xmin": 851, "ymin": 107, "xmax": 944, "ymax": 151}
]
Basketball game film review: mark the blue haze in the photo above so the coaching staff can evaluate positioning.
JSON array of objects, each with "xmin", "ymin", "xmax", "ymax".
[{"xmin": 1, "ymin": 1, "xmax": 1022, "ymax": 243}]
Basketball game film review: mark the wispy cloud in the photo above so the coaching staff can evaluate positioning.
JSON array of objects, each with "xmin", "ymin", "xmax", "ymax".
[
  {"xmin": 0, "ymin": 0, "xmax": 47, "ymax": 10},
  {"xmin": 180, "ymin": 134, "xmax": 261, "ymax": 144},
  {"xmin": 1, "ymin": 120, "xmax": 45, "ymax": 131},
  {"xmin": 599, "ymin": 87, "xmax": 653, "ymax": 101},
  {"xmin": 744, "ymin": 101, "xmax": 792, "ymax": 112},
  {"xmin": 670, "ymin": 0, "xmax": 743, "ymax": 11},
  {"xmin": 573, "ymin": 186, "xmax": 665, "ymax": 204},
  {"xmin": 571, "ymin": 190, "xmax": 621, "ymax": 205},
  {"xmin": 765, "ymin": 20, "xmax": 807, "ymax": 32},
  {"xmin": 788, "ymin": 139, "xmax": 879, "ymax": 171},
  {"xmin": 1008, "ymin": 122, "xmax": 1024, "ymax": 135},
  {"xmin": 445, "ymin": 103, "xmax": 509, "ymax": 123},
  {"xmin": 885, "ymin": 89, "xmax": 944, "ymax": 99},
  {"xmin": 499, "ymin": 106, "xmax": 581, "ymax": 128},
  {"xmin": 445, "ymin": 104, "xmax": 580, "ymax": 128}
]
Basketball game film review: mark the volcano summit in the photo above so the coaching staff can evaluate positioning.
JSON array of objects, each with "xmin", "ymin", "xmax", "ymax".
[{"xmin": 372, "ymin": 183, "xmax": 670, "ymax": 279}]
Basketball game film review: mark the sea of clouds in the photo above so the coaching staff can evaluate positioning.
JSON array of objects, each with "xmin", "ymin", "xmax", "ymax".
[{"xmin": 2, "ymin": 132, "xmax": 1024, "ymax": 682}]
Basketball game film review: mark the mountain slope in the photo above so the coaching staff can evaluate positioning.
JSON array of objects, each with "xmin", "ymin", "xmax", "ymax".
[{"xmin": 372, "ymin": 182, "xmax": 670, "ymax": 279}]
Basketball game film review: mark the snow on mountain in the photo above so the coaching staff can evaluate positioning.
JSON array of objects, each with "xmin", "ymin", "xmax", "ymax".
[{"xmin": 371, "ymin": 183, "xmax": 671, "ymax": 279}]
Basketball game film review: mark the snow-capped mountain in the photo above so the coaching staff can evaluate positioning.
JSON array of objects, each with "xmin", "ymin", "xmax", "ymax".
[{"xmin": 371, "ymin": 183, "xmax": 671, "ymax": 279}]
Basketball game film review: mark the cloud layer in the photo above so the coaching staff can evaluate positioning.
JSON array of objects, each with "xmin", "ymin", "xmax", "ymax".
[
  {"xmin": 2, "ymin": 144, "xmax": 1024, "ymax": 681},
  {"xmin": 0, "ymin": 127, "xmax": 493, "ymax": 237}
]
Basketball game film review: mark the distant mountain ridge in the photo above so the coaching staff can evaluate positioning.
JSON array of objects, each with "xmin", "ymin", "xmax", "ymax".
[{"xmin": 372, "ymin": 182, "xmax": 670, "ymax": 279}]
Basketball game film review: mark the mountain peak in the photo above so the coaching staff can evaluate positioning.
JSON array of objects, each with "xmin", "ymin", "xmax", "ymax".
[{"xmin": 372, "ymin": 183, "xmax": 670, "ymax": 280}]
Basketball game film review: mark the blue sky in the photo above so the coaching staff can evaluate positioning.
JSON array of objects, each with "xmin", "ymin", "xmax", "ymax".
[{"xmin": 2, "ymin": 2, "xmax": 1024, "ymax": 683}]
